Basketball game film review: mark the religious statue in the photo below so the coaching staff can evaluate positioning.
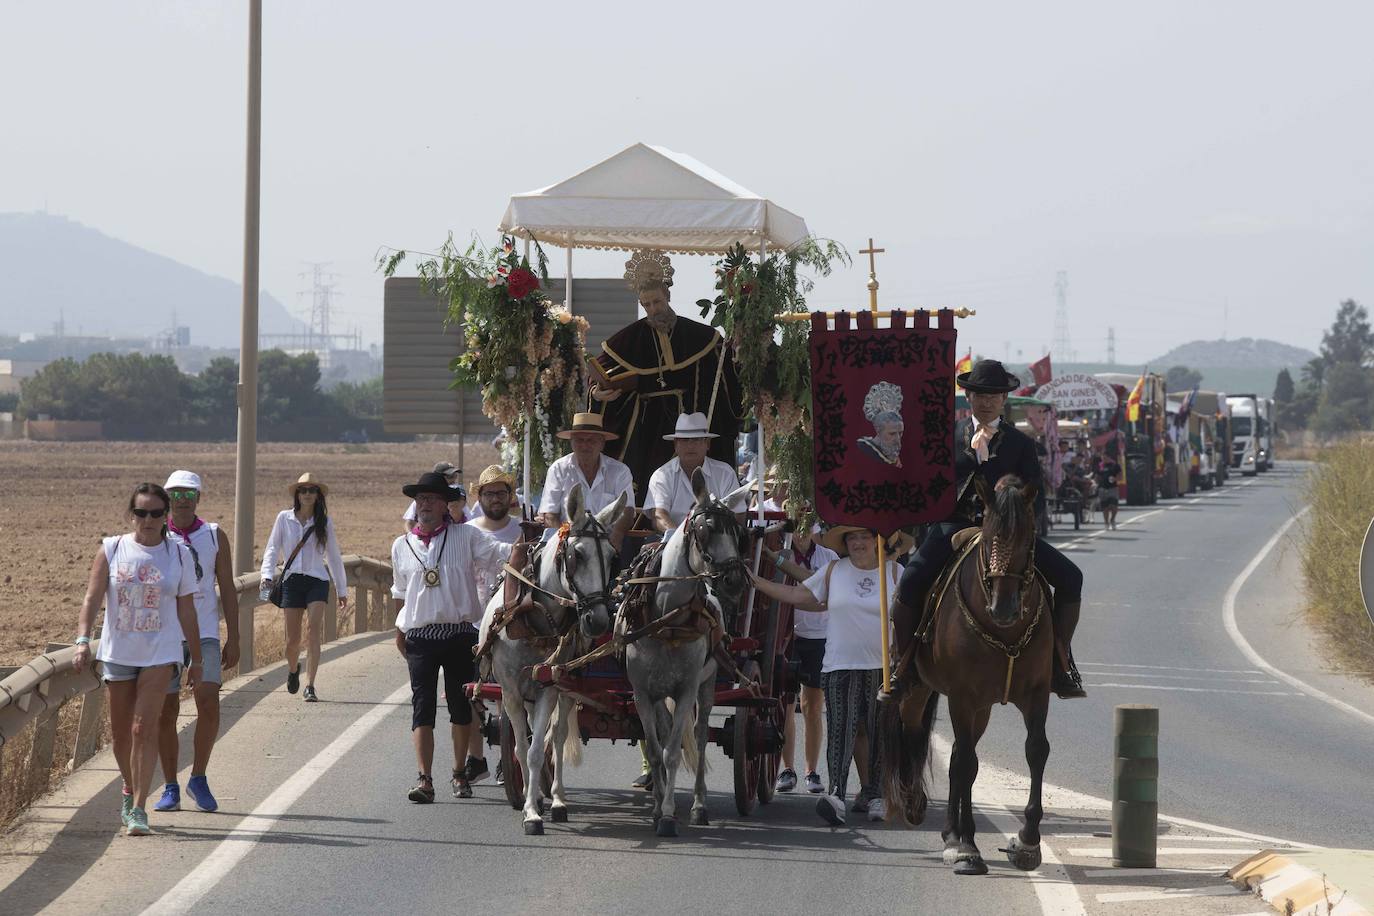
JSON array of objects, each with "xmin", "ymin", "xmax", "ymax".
[
  {"xmin": 589, "ymin": 250, "xmax": 741, "ymax": 503},
  {"xmin": 855, "ymin": 380, "xmax": 905, "ymax": 468}
]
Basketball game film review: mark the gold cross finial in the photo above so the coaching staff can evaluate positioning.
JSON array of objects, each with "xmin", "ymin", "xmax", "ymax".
[{"xmin": 860, "ymin": 237, "xmax": 885, "ymax": 313}]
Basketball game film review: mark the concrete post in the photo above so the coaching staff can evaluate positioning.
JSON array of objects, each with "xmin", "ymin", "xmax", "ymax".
[{"xmin": 1112, "ymin": 704, "xmax": 1159, "ymax": 868}]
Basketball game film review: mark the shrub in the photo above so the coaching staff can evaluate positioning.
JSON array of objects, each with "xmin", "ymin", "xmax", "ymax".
[{"xmin": 1301, "ymin": 442, "xmax": 1374, "ymax": 679}]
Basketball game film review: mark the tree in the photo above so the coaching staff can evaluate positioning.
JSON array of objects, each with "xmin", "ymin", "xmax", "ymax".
[
  {"xmin": 1274, "ymin": 369, "xmax": 1295, "ymax": 403},
  {"xmin": 1320, "ymin": 299, "xmax": 1373, "ymax": 368},
  {"xmin": 1312, "ymin": 362, "xmax": 1373, "ymax": 436},
  {"xmin": 1300, "ymin": 356, "xmax": 1326, "ymax": 392},
  {"xmin": 258, "ymin": 349, "xmax": 326, "ymax": 431},
  {"xmin": 184, "ymin": 356, "xmax": 239, "ymax": 438},
  {"xmin": 1165, "ymin": 365, "xmax": 1203, "ymax": 393},
  {"xmin": 331, "ymin": 377, "xmax": 383, "ymax": 421}
]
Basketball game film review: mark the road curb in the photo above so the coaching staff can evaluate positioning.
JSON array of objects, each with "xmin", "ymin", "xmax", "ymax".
[{"xmin": 1229, "ymin": 848, "xmax": 1374, "ymax": 915}]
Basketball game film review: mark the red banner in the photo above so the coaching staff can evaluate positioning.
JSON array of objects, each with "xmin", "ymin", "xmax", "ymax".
[
  {"xmin": 1030, "ymin": 354, "xmax": 1053, "ymax": 387},
  {"xmin": 809, "ymin": 310, "xmax": 958, "ymax": 534}
]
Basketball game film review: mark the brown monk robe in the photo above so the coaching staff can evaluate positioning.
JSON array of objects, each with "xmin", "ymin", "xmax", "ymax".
[{"xmin": 591, "ymin": 265, "xmax": 741, "ymax": 504}]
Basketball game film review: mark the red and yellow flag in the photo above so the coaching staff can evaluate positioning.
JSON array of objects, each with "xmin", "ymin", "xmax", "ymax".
[
  {"xmin": 1126, "ymin": 370, "xmax": 1146, "ymax": 422},
  {"xmin": 954, "ymin": 350, "xmax": 973, "ymax": 390}
]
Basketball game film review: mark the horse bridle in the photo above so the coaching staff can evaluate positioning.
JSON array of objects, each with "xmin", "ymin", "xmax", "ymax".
[
  {"xmin": 684, "ymin": 504, "xmax": 749, "ymax": 586},
  {"xmin": 977, "ymin": 527, "xmax": 1038, "ymax": 615},
  {"xmin": 553, "ymin": 513, "xmax": 618, "ymax": 621}
]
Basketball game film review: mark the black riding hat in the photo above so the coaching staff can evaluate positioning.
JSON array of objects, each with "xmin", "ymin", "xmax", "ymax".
[
  {"xmin": 957, "ymin": 359, "xmax": 1022, "ymax": 394},
  {"xmin": 402, "ymin": 471, "xmax": 466, "ymax": 501}
]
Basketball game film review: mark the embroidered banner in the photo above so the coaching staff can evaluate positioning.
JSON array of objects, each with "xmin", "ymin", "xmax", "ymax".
[{"xmin": 810, "ymin": 310, "xmax": 957, "ymax": 533}]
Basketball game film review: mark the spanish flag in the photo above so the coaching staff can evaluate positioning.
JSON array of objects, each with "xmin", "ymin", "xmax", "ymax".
[
  {"xmin": 954, "ymin": 350, "xmax": 973, "ymax": 390},
  {"xmin": 1126, "ymin": 370, "xmax": 1146, "ymax": 422}
]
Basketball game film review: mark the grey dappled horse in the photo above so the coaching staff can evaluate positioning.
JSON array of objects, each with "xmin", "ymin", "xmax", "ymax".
[
  {"xmin": 623, "ymin": 468, "xmax": 751, "ymax": 837},
  {"xmin": 479, "ymin": 484, "xmax": 625, "ymax": 835}
]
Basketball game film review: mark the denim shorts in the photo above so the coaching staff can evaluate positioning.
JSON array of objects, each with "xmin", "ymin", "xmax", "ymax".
[
  {"xmin": 168, "ymin": 638, "xmax": 224, "ymax": 692},
  {"xmin": 103, "ymin": 660, "xmax": 180, "ymax": 683},
  {"xmin": 280, "ymin": 573, "xmax": 331, "ymax": 608}
]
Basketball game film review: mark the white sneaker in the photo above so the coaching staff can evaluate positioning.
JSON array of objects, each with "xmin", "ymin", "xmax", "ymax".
[
  {"xmin": 816, "ymin": 794, "xmax": 845, "ymax": 826},
  {"xmin": 867, "ymin": 797, "xmax": 886, "ymax": 822}
]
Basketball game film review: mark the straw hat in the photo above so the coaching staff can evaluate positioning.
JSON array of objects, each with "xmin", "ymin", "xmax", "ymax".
[
  {"xmin": 663, "ymin": 412, "xmax": 718, "ymax": 441},
  {"xmin": 557, "ymin": 412, "xmax": 618, "ymax": 441},
  {"xmin": 474, "ymin": 464, "xmax": 516, "ymax": 494},
  {"xmin": 818, "ymin": 525, "xmax": 915, "ymax": 558},
  {"xmin": 290, "ymin": 472, "xmax": 329, "ymax": 497}
]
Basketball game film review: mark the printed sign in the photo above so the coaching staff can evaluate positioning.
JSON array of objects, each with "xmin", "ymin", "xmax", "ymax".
[{"xmin": 1036, "ymin": 373, "xmax": 1120, "ymax": 412}]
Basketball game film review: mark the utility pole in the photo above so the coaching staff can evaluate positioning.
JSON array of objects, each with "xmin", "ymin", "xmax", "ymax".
[
  {"xmin": 1053, "ymin": 270, "xmax": 1074, "ymax": 365},
  {"xmin": 1107, "ymin": 326, "xmax": 1117, "ymax": 365},
  {"xmin": 233, "ymin": 0, "xmax": 262, "ymax": 581}
]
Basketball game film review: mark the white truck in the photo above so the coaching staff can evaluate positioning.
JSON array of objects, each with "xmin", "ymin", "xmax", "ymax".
[{"xmin": 1227, "ymin": 394, "xmax": 1273, "ymax": 475}]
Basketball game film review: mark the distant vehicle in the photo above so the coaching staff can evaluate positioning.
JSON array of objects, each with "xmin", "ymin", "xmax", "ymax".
[
  {"xmin": 1192, "ymin": 391, "xmax": 1230, "ymax": 487},
  {"xmin": 1227, "ymin": 394, "xmax": 1272, "ymax": 475},
  {"xmin": 1097, "ymin": 371, "xmax": 1166, "ymax": 504}
]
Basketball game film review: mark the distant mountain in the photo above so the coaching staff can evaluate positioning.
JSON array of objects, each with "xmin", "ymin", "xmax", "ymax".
[
  {"xmin": 0, "ymin": 212, "xmax": 300, "ymax": 347},
  {"xmin": 1149, "ymin": 338, "xmax": 1315, "ymax": 369}
]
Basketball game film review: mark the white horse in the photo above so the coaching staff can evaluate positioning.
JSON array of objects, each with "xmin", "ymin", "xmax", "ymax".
[
  {"xmin": 623, "ymin": 468, "xmax": 751, "ymax": 837},
  {"xmin": 479, "ymin": 484, "xmax": 626, "ymax": 835}
]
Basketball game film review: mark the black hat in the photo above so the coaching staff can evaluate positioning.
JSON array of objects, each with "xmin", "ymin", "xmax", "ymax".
[
  {"xmin": 957, "ymin": 359, "xmax": 1022, "ymax": 394},
  {"xmin": 402, "ymin": 471, "xmax": 466, "ymax": 501}
]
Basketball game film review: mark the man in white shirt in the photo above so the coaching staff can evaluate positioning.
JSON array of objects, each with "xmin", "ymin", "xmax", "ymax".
[
  {"xmin": 391, "ymin": 471, "xmax": 510, "ymax": 804},
  {"xmin": 539, "ymin": 413, "xmax": 635, "ymax": 540},
  {"xmin": 467, "ymin": 465, "xmax": 523, "ymax": 546},
  {"xmin": 646, "ymin": 412, "xmax": 742, "ymax": 534}
]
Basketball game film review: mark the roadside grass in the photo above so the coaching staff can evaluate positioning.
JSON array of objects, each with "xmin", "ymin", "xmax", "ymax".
[{"xmin": 1301, "ymin": 442, "xmax": 1374, "ymax": 682}]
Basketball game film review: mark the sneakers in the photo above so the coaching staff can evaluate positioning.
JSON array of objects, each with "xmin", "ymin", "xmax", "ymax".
[
  {"xmin": 120, "ymin": 791, "xmax": 134, "ymax": 827},
  {"xmin": 303, "ymin": 685, "xmax": 319, "ymax": 703},
  {"xmin": 775, "ymin": 768, "xmax": 797, "ymax": 793},
  {"xmin": 804, "ymin": 771, "xmax": 824, "ymax": 794},
  {"xmin": 125, "ymin": 807, "xmax": 151, "ymax": 836},
  {"xmin": 451, "ymin": 769, "xmax": 473, "ymax": 799},
  {"xmin": 494, "ymin": 761, "xmax": 505, "ymax": 786},
  {"xmin": 850, "ymin": 793, "xmax": 870, "ymax": 814},
  {"xmin": 153, "ymin": 782, "xmax": 181, "ymax": 812},
  {"xmin": 186, "ymin": 774, "xmax": 218, "ymax": 812},
  {"xmin": 867, "ymin": 797, "xmax": 887, "ymax": 822},
  {"xmin": 408, "ymin": 773, "xmax": 435, "ymax": 804},
  {"xmin": 286, "ymin": 668, "xmax": 300, "ymax": 694},
  {"xmin": 816, "ymin": 794, "xmax": 846, "ymax": 826},
  {"xmin": 631, "ymin": 771, "xmax": 652, "ymax": 791},
  {"xmin": 464, "ymin": 756, "xmax": 490, "ymax": 784}
]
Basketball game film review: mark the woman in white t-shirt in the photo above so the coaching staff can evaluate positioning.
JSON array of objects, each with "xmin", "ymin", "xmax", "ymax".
[
  {"xmin": 73, "ymin": 483, "xmax": 201, "ymax": 838},
  {"xmin": 751, "ymin": 525, "xmax": 907, "ymax": 827}
]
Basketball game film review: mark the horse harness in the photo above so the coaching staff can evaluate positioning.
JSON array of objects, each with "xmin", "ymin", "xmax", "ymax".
[{"xmin": 918, "ymin": 528, "xmax": 1049, "ymax": 705}]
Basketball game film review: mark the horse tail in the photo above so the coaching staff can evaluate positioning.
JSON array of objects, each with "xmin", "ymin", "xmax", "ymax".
[
  {"xmin": 660, "ymin": 698, "xmax": 705, "ymax": 775},
  {"xmin": 880, "ymin": 687, "xmax": 938, "ymax": 826},
  {"xmin": 549, "ymin": 695, "xmax": 582, "ymax": 768}
]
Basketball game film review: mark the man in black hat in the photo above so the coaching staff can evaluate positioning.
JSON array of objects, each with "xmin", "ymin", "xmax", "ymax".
[
  {"xmin": 890, "ymin": 359, "xmax": 1086, "ymax": 698},
  {"xmin": 391, "ymin": 471, "xmax": 511, "ymax": 803}
]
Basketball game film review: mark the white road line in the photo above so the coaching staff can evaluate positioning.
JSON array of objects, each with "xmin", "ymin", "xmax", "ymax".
[
  {"xmin": 1080, "ymin": 867, "xmax": 1229, "ymax": 879},
  {"xmin": 1096, "ymin": 884, "xmax": 1241, "ymax": 903},
  {"xmin": 1071, "ymin": 671, "xmax": 1277, "ymax": 683},
  {"xmin": 1222, "ymin": 507, "xmax": 1374, "ymax": 728},
  {"xmin": 982, "ymin": 807, "xmax": 1087, "ymax": 916},
  {"xmin": 1080, "ymin": 662, "xmax": 1263, "ymax": 674},
  {"xmin": 144, "ymin": 682, "xmax": 411, "ymax": 916},
  {"xmin": 1090, "ymin": 682, "xmax": 1297, "ymax": 696},
  {"xmin": 1069, "ymin": 847, "xmax": 1260, "ymax": 857},
  {"xmin": 1052, "ymin": 835, "xmax": 1285, "ymax": 844}
]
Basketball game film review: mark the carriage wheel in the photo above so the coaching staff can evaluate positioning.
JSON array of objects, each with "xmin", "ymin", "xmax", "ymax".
[
  {"xmin": 498, "ymin": 712, "xmax": 553, "ymax": 810},
  {"xmin": 732, "ymin": 709, "xmax": 760, "ymax": 816}
]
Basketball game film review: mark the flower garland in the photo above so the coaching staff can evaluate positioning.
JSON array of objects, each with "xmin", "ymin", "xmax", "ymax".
[
  {"xmin": 697, "ymin": 240, "xmax": 848, "ymax": 521},
  {"xmin": 381, "ymin": 234, "xmax": 588, "ymax": 487}
]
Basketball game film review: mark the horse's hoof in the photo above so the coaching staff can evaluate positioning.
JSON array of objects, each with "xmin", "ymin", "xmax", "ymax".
[
  {"xmin": 690, "ymin": 809, "xmax": 709, "ymax": 827},
  {"xmin": 551, "ymin": 805, "xmax": 569, "ymax": 823},
  {"xmin": 523, "ymin": 819, "xmax": 544, "ymax": 836},
  {"xmin": 1003, "ymin": 837, "xmax": 1042, "ymax": 871},
  {"xmin": 655, "ymin": 816, "xmax": 679, "ymax": 838},
  {"xmin": 953, "ymin": 854, "xmax": 988, "ymax": 876}
]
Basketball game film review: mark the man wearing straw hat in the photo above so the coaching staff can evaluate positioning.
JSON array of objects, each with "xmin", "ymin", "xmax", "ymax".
[{"xmin": 538, "ymin": 413, "xmax": 635, "ymax": 539}]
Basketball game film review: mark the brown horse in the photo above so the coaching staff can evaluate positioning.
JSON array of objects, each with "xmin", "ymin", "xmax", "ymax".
[{"xmin": 881, "ymin": 473, "xmax": 1053, "ymax": 876}]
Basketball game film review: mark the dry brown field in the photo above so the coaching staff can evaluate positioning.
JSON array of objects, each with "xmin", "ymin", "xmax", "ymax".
[{"xmin": 0, "ymin": 439, "xmax": 499, "ymax": 666}]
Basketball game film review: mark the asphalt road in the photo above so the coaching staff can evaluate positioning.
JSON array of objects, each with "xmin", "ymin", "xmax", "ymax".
[{"xmin": 5, "ymin": 461, "xmax": 1372, "ymax": 916}]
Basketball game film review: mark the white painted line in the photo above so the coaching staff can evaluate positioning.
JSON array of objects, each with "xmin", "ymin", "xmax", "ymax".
[
  {"xmin": 1071, "ymin": 671, "xmax": 1278, "ymax": 683},
  {"xmin": 1056, "ymin": 835, "xmax": 1284, "ymax": 844},
  {"xmin": 1079, "ymin": 662, "xmax": 1264, "ymax": 675},
  {"xmin": 1070, "ymin": 847, "xmax": 1260, "ymax": 857},
  {"xmin": 1095, "ymin": 884, "xmax": 1241, "ymax": 903},
  {"xmin": 1090, "ymin": 682, "xmax": 1298, "ymax": 696},
  {"xmin": 983, "ymin": 807, "xmax": 1088, "ymax": 916},
  {"xmin": 1223, "ymin": 507, "xmax": 1374, "ymax": 728},
  {"xmin": 1080, "ymin": 867, "xmax": 1228, "ymax": 879},
  {"xmin": 145, "ymin": 682, "xmax": 411, "ymax": 915}
]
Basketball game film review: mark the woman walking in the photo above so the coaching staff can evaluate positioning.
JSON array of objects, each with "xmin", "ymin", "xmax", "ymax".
[
  {"xmin": 261, "ymin": 473, "xmax": 347, "ymax": 702},
  {"xmin": 72, "ymin": 483, "xmax": 201, "ymax": 836},
  {"xmin": 751, "ymin": 526, "xmax": 907, "ymax": 826}
]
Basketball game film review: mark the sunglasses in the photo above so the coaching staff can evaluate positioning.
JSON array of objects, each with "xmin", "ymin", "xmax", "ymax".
[
  {"xmin": 131, "ymin": 508, "xmax": 167, "ymax": 519},
  {"xmin": 297, "ymin": 486, "xmax": 320, "ymax": 495},
  {"xmin": 168, "ymin": 489, "xmax": 199, "ymax": 501}
]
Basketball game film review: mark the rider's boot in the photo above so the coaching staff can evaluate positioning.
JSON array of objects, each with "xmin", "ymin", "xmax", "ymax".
[
  {"xmin": 878, "ymin": 596, "xmax": 920, "ymax": 703},
  {"xmin": 1050, "ymin": 599, "xmax": 1087, "ymax": 699}
]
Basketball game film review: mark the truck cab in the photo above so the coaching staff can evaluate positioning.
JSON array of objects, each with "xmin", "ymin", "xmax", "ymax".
[{"xmin": 1227, "ymin": 394, "xmax": 1268, "ymax": 475}]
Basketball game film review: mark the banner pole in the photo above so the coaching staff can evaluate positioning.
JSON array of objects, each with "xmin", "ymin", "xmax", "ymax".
[{"xmin": 878, "ymin": 534, "xmax": 891, "ymax": 692}]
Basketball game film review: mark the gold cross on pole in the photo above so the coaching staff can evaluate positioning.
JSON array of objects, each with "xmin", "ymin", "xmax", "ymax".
[{"xmin": 860, "ymin": 237, "xmax": 885, "ymax": 313}]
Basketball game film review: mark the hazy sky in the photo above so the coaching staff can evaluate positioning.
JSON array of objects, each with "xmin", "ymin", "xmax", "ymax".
[{"xmin": 3, "ymin": 0, "xmax": 1371, "ymax": 364}]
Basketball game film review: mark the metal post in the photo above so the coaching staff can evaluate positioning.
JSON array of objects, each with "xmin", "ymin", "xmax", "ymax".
[
  {"xmin": 232, "ymin": 0, "xmax": 263, "ymax": 580},
  {"xmin": 739, "ymin": 237, "xmax": 768, "ymax": 641},
  {"xmin": 1111, "ymin": 704, "xmax": 1159, "ymax": 867}
]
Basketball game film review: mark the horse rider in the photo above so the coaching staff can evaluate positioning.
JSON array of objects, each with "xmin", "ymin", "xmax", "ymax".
[{"xmin": 889, "ymin": 359, "xmax": 1086, "ymax": 699}]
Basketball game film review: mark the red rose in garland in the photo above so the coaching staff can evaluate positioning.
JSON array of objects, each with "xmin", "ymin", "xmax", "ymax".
[{"xmin": 506, "ymin": 267, "xmax": 540, "ymax": 300}]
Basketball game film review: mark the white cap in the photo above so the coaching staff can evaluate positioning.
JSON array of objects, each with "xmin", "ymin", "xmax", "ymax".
[{"xmin": 165, "ymin": 470, "xmax": 203, "ymax": 492}]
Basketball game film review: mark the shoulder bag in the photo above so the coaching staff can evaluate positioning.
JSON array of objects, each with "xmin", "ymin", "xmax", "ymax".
[{"xmin": 267, "ymin": 525, "xmax": 316, "ymax": 607}]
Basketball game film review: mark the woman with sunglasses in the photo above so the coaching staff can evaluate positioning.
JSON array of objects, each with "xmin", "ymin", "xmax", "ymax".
[
  {"xmin": 72, "ymin": 483, "xmax": 201, "ymax": 836},
  {"xmin": 261, "ymin": 474, "xmax": 347, "ymax": 702}
]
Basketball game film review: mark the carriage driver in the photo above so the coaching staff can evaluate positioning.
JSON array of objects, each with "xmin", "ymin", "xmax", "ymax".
[{"xmin": 889, "ymin": 359, "xmax": 1087, "ymax": 699}]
